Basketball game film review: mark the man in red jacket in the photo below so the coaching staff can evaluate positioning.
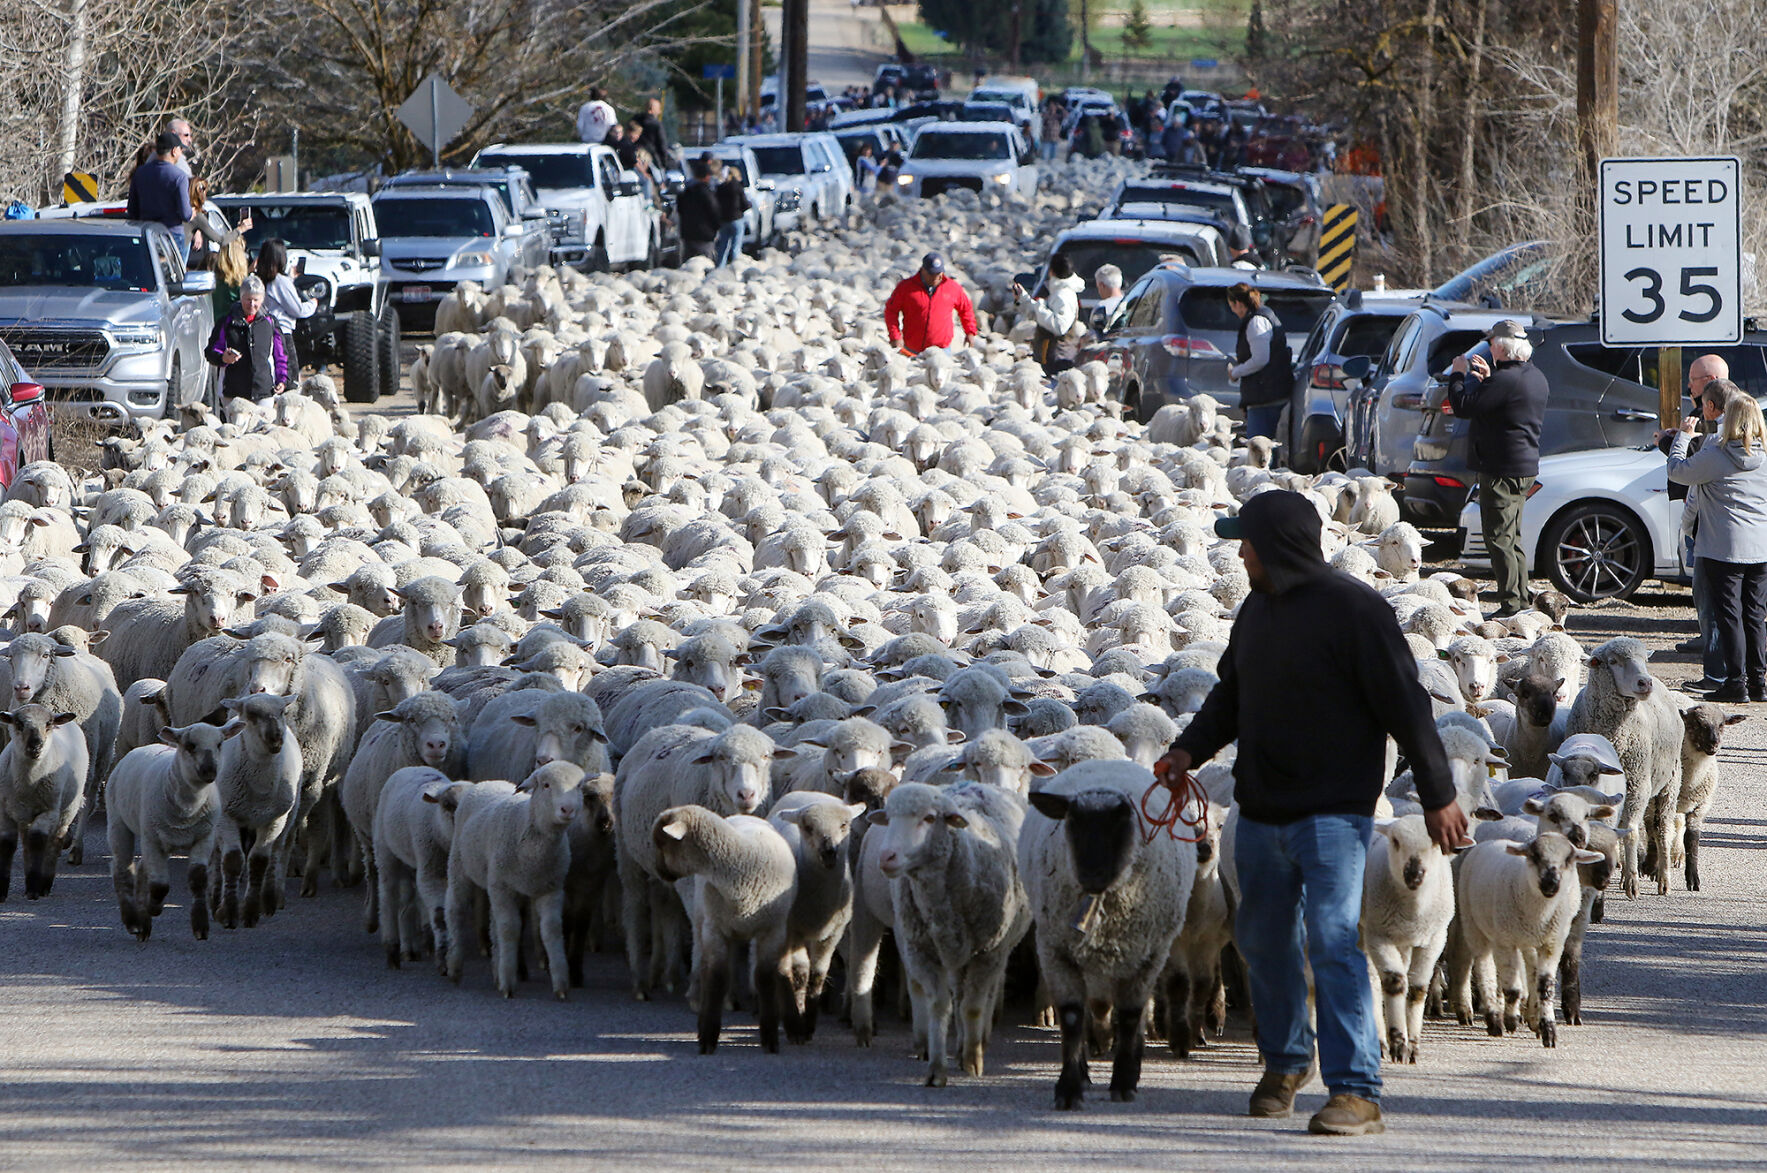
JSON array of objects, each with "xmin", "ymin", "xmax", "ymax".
[{"xmin": 884, "ymin": 252, "xmax": 979, "ymax": 354}]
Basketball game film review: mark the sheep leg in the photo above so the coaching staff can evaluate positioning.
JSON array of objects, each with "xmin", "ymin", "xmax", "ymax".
[
  {"xmin": 618, "ymin": 858, "xmax": 653, "ymax": 999},
  {"xmin": 444, "ymin": 875, "xmax": 473, "ymax": 984},
  {"xmin": 66, "ymin": 757, "xmax": 96, "ymax": 866},
  {"xmin": 756, "ymin": 932, "xmax": 790, "ymax": 1054},
  {"xmin": 395, "ymin": 867, "xmax": 423, "ymax": 962},
  {"xmin": 108, "ymin": 820, "xmax": 143, "ymax": 937},
  {"xmin": 219, "ymin": 845, "xmax": 244, "ymax": 930},
  {"xmin": 0, "ymin": 827, "xmax": 16, "ymax": 901},
  {"xmin": 1472, "ymin": 949, "xmax": 1502, "ymax": 1037},
  {"xmin": 1108, "ymin": 991, "xmax": 1151, "ymax": 1104},
  {"xmin": 378, "ymin": 855, "xmax": 406, "ymax": 968},
  {"xmin": 299, "ymin": 787, "xmax": 329, "ymax": 898},
  {"xmin": 489, "ymin": 884, "xmax": 523, "ymax": 997},
  {"xmin": 958, "ymin": 967, "xmax": 1004, "ymax": 1077},
  {"xmin": 140, "ymin": 842, "xmax": 173, "ymax": 938},
  {"xmin": 1619, "ymin": 793, "xmax": 1644, "ymax": 900},
  {"xmin": 1366, "ymin": 941, "xmax": 1410, "ymax": 1062},
  {"xmin": 1685, "ymin": 812, "xmax": 1703, "ymax": 893},
  {"xmin": 1669, "ymin": 812, "xmax": 1687, "ymax": 871},
  {"xmin": 1165, "ymin": 967, "xmax": 1192, "ymax": 1058},
  {"xmin": 242, "ymin": 847, "xmax": 271, "ymax": 928},
  {"xmin": 922, "ymin": 973, "xmax": 953, "ymax": 1087},
  {"xmin": 1054, "ymin": 1001, "xmax": 1088, "ymax": 1110},
  {"xmin": 22, "ymin": 825, "xmax": 52, "ymax": 899},
  {"xmin": 696, "ymin": 927, "xmax": 730, "ymax": 1054},
  {"xmin": 1645, "ymin": 791, "xmax": 1673, "ymax": 896},
  {"xmin": 1495, "ymin": 949, "xmax": 1525, "ymax": 1034},
  {"xmin": 1560, "ymin": 897, "xmax": 1592, "ymax": 1026},
  {"xmin": 846, "ymin": 914, "xmax": 886, "ymax": 1047},
  {"xmin": 533, "ymin": 889, "xmax": 569, "ymax": 1001},
  {"xmin": 1534, "ymin": 945, "xmax": 1563, "ymax": 1048}
]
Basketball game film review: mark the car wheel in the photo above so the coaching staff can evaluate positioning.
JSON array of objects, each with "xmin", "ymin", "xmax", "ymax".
[
  {"xmin": 166, "ymin": 355, "xmax": 182, "ymax": 415},
  {"xmin": 1296, "ymin": 415, "xmax": 1343, "ymax": 476},
  {"xmin": 1540, "ymin": 501, "xmax": 1651, "ymax": 603},
  {"xmin": 377, "ymin": 305, "xmax": 401, "ymax": 400},
  {"xmin": 341, "ymin": 311, "xmax": 380, "ymax": 404},
  {"xmin": 586, "ymin": 236, "xmax": 609, "ymax": 273}
]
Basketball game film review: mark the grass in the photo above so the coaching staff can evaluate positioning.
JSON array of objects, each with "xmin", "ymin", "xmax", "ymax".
[
  {"xmin": 894, "ymin": 0, "xmax": 1248, "ymax": 71},
  {"xmin": 51, "ymin": 408, "xmax": 110, "ymax": 481}
]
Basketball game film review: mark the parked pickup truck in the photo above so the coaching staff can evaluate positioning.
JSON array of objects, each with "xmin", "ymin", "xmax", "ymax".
[
  {"xmin": 209, "ymin": 192, "xmax": 394, "ymax": 403},
  {"xmin": 472, "ymin": 142, "xmax": 662, "ymax": 271},
  {"xmin": 0, "ymin": 219, "xmax": 214, "ymax": 422}
]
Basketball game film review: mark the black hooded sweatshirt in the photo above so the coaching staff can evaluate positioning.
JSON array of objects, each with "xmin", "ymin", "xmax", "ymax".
[{"xmin": 1172, "ymin": 490, "xmax": 1456, "ymax": 824}]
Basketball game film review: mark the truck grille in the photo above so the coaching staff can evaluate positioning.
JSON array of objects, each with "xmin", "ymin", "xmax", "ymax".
[
  {"xmin": 920, "ymin": 177, "xmax": 984, "ymax": 198},
  {"xmin": 46, "ymin": 386, "xmax": 105, "ymax": 403},
  {"xmin": 2, "ymin": 327, "xmax": 111, "ymax": 373},
  {"xmin": 393, "ymin": 257, "xmax": 451, "ymax": 274}
]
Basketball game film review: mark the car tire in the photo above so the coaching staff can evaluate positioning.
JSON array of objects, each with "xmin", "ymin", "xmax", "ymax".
[
  {"xmin": 586, "ymin": 236, "xmax": 609, "ymax": 273},
  {"xmin": 166, "ymin": 355, "xmax": 182, "ymax": 415},
  {"xmin": 341, "ymin": 311, "xmax": 380, "ymax": 404},
  {"xmin": 1295, "ymin": 414, "xmax": 1343, "ymax": 476},
  {"xmin": 377, "ymin": 306, "xmax": 401, "ymax": 401},
  {"xmin": 1539, "ymin": 500, "xmax": 1651, "ymax": 604}
]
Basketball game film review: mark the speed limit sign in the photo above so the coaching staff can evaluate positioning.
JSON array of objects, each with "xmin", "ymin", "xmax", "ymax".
[{"xmin": 1599, "ymin": 156, "xmax": 1741, "ymax": 346}]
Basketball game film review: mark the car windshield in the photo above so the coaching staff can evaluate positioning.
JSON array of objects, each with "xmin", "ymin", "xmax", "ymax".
[
  {"xmin": 233, "ymin": 204, "xmax": 352, "ymax": 251},
  {"xmin": 0, "ymin": 234, "xmax": 156, "ymax": 292},
  {"xmin": 971, "ymin": 91, "xmax": 1024, "ymax": 107},
  {"xmin": 371, "ymin": 197, "xmax": 495, "ymax": 238},
  {"xmin": 1055, "ymin": 242, "xmax": 1196, "ymax": 299},
  {"xmin": 1178, "ymin": 287, "xmax": 1336, "ymax": 334},
  {"xmin": 1261, "ymin": 183, "xmax": 1307, "ymax": 219},
  {"xmin": 959, "ymin": 105, "xmax": 1014, "ymax": 122},
  {"xmin": 1431, "ymin": 242, "xmax": 1549, "ymax": 306},
  {"xmin": 392, "ymin": 180, "xmax": 515, "ymax": 216},
  {"xmin": 1334, "ymin": 313, "xmax": 1406, "ymax": 358},
  {"xmin": 477, "ymin": 153, "xmax": 593, "ymax": 190},
  {"xmin": 717, "ymin": 157, "xmax": 754, "ymax": 184},
  {"xmin": 912, "ymin": 132, "xmax": 1011, "ymax": 161},
  {"xmin": 1116, "ymin": 184, "xmax": 1238, "ymax": 219},
  {"xmin": 749, "ymin": 146, "xmax": 809, "ymax": 176}
]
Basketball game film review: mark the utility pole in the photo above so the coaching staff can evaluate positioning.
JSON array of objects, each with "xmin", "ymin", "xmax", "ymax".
[
  {"xmin": 736, "ymin": 0, "xmax": 750, "ymax": 120},
  {"xmin": 749, "ymin": 0, "xmax": 764, "ymax": 122},
  {"xmin": 1575, "ymin": 0, "xmax": 1617, "ymax": 182},
  {"xmin": 1009, "ymin": 1, "xmax": 1023, "ymax": 71},
  {"xmin": 785, "ymin": 0, "xmax": 809, "ymax": 133},
  {"xmin": 1079, "ymin": 0, "xmax": 1091, "ymax": 84}
]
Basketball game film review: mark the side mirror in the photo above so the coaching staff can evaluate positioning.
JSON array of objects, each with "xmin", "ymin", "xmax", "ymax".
[
  {"xmin": 361, "ymin": 238, "xmax": 382, "ymax": 258},
  {"xmin": 175, "ymin": 271, "xmax": 216, "ymax": 295},
  {"xmin": 1341, "ymin": 355, "xmax": 1372, "ymax": 381},
  {"xmin": 814, "ymin": 163, "xmax": 831, "ymax": 173},
  {"xmin": 617, "ymin": 181, "xmax": 641, "ymax": 198},
  {"xmin": 7, "ymin": 382, "xmax": 42, "ymax": 404},
  {"xmin": 522, "ymin": 208, "xmax": 548, "ymax": 220},
  {"xmin": 755, "ymin": 179, "xmax": 776, "ymax": 192},
  {"xmin": 502, "ymin": 224, "xmax": 524, "ymax": 238}
]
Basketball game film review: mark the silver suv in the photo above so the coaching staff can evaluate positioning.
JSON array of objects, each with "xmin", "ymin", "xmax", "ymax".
[
  {"xmin": 371, "ymin": 187, "xmax": 523, "ymax": 332},
  {"xmin": 0, "ymin": 219, "xmax": 214, "ymax": 422},
  {"xmin": 210, "ymin": 192, "xmax": 394, "ymax": 403}
]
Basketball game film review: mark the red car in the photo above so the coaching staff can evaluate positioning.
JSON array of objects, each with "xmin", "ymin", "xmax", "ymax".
[{"xmin": 0, "ymin": 339, "xmax": 51, "ymax": 489}]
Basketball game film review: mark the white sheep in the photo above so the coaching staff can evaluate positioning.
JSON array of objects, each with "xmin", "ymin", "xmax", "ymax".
[
  {"xmin": 1671, "ymin": 702, "xmax": 1745, "ymax": 892},
  {"xmin": 0, "ymin": 704, "xmax": 87, "ymax": 900},
  {"xmin": 373, "ymin": 766, "xmax": 473, "ymax": 971},
  {"xmin": 0, "ymin": 633, "xmax": 122, "ymax": 866},
  {"xmin": 104, "ymin": 723, "xmax": 226, "ymax": 940},
  {"xmin": 210, "ymin": 693, "xmax": 304, "ymax": 930},
  {"xmin": 766, "ymin": 790, "xmax": 867, "ymax": 1040},
  {"xmin": 1360, "ymin": 814, "xmax": 1465, "ymax": 1063}
]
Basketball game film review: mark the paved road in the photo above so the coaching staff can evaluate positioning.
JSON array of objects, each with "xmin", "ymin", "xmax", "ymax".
[
  {"xmin": 2, "ymin": 586, "xmax": 1764, "ymax": 1168},
  {"xmin": 763, "ymin": 0, "xmax": 894, "ymax": 93}
]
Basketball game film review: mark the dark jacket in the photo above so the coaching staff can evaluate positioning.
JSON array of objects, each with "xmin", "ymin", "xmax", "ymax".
[
  {"xmin": 126, "ymin": 158, "xmax": 191, "ymax": 231},
  {"xmin": 1235, "ymin": 305, "xmax": 1291, "ymax": 407},
  {"xmin": 1444, "ymin": 358, "xmax": 1549, "ymax": 478},
  {"xmin": 1172, "ymin": 491, "xmax": 1455, "ymax": 824},
  {"xmin": 205, "ymin": 308, "xmax": 287, "ymax": 401},
  {"xmin": 676, "ymin": 180, "xmax": 722, "ymax": 245},
  {"xmin": 634, "ymin": 113, "xmax": 667, "ymax": 166},
  {"xmin": 715, "ymin": 175, "xmax": 749, "ymax": 224}
]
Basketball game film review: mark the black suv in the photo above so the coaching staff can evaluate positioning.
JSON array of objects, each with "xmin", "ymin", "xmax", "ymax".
[
  {"xmin": 1110, "ymin": 163, "xmax": 1288, "ymax": 265},
  {"xmin": 1403, "ymin": 324, "xmax": 1767, "ymax": 526}
]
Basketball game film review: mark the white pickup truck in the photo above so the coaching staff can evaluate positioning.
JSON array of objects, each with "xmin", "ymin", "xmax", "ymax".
[{"xmin": 473, "ymin": 142, "xmax": 662, "ymax": 271}]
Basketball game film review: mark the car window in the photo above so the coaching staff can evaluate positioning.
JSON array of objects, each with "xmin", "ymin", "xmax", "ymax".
[
  {"xmin": 478, "ymin": 152, "xmax": 594, "ymax": 189},
  {"xmin": 1127, "ymin": 283, "xmax": 1166, "ymax": 329},
  {"xmin": 1377, "ymin": 317, "xmax": 1421, "ymax": 379},
  {"xmin": 1262, "ymin": 183, "xmax": 1306, "ymax": 219},
  {"xmin": 1334, "ymin": 313, "xmax": 1406, "ymax": 360},
  {"xmin": 1425, "ymin": 330, "xmax": 1487, "ymax": 375},
  {"xmin": 151, "ymin": 233, "xmax": 181, "ymax": 287},
  {"xmin": 371, "ymin": 197, "xmax": 496, "ymax": 237},
  {"xmin": 1295, "ymin": 313, "xmax": 1330, "ymax": 366},
  {"xmin": 597, "ymin": 155, "xmax": 622, "ymax": 198},
  {"xmin": 1566, "ymin": 342, "xmax": 1645, "ymax": 382},
  {"xmin": 1176, "ymin": 288, "xmax": 1332, "ymax": 334},
  {"xmin": 1054, "ymin": 242, "xmax": 1196, "ymax": 300},
  {"xmin": 1105, "ymin": 287, "xmax": 1143, "ymax": 334}
]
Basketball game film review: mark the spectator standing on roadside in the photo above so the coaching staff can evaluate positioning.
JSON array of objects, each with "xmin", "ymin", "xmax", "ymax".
[
  {"xmin": 614, "ymin": 122, "xmax": 640, "ymax": 170},
  {"xmin": 164, "ymin": 118, "xmax": 196, "ymax": 176},
  {"xmin": 255, "ymin": 239, "xmax": 317, "ymax": 376},
  {"xmin": 1445, "ymin": 320, "xmax": 1550, "ymax": 617},
  {"xmin": 1015, "ymin": 254, "xmax": 1084, "ymax": 376},
  {"xmin": 1226, "ymin": 282, "xmax": 1292, "ymax": 441},
  {"xmin": 1090, "ymin": 264, "xmax": 1124, "ymax": 332},
  {"xmin": 709, "ymin": 155, "xmax": 748, "ymax": 266},
  {"xmin": 676, "ymin": 159, "xmax": 722, "ymax": 262},
  {"xmin": 877, "ymin": 148, "xmax": 903, "ymax": 191},
  {"xmin": 211, "ymin": 237, "xmax": 248, "ymax": 320},
  {"xmin": 854, "ymin": 143, "xmax": 881, "ymax": 196},
  {"xmin": 1664, "ymin": 355, "xmax": 1734, "ymax": 681},
  {"xmin": 126, "ymin": 131, "xmax": 191, "ymax": 258},
  {"xmin": 577, "ymin": 86, "xmax": 617, "ymax": 146},
  {"xmin": 1041, "ymin": 101, "xmax": 1063, "ymax": 162},
  {"xmin": 1156, "ymin": 489, "xmax": 1463, "ymax": 1138},
  {"xmin": 884, "ymin": 252, "xmax": 977, "ymax": 355},
  {"xmin": 1664, "ymin": 378, "xmax": 1767, "ymax": 703},
  {"xmin": 634, "ymin": 97, "xmax": 668, "ymax": 164},
  {"xmin": 206, "ymin": 276, "xmax": 287, "ymax": 403}
]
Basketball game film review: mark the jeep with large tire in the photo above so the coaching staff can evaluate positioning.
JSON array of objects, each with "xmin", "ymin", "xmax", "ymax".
[{"xmin": 209, "ymin": 193, "xmax": 396, "ymax": 403}]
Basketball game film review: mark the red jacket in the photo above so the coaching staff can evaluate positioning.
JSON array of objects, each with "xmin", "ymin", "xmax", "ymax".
[{"xmin": 884, "ymin": 274, "xmax": 978, "ymax": 353}]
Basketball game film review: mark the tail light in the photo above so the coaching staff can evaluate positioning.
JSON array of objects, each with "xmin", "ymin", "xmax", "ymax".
[
  {"xmin": 1393, "ymin": 393, "xmax": 1425, "ymax": 409},
  {"xmin": 1160, "ymin": 335, "xmax": 1222, "ymax": 358},
  {"xmin": 1432, "ymin": 476, "xmax": 1465, "ymax": 489},
  {"xmin": 1311, "ymin": 362, "xmax": 1345, "ymax": 389},
  {"xmin": 1526, "ymin": 481, "xmax": 1543, "ymax": 499}
]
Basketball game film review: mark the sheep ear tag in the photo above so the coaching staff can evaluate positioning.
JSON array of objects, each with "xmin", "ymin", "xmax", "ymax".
[{"xmin": 1071, "ymin": 893, "xmax": 1105, "ymax": 936}]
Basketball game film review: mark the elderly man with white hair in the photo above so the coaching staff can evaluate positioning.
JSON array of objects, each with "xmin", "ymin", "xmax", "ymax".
[
  {"xmin": 1090, "ymin": 263, "xmax": 1124, "ymax": 332},
  {"xmin": 1446, "ymin": 320, "xmax": 1549, "ymax": 617}
]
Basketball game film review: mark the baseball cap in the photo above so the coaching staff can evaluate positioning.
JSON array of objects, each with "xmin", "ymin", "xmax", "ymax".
[
  {"xmin": 1214, "ymin": 514, "xmax": 1245, "ymax": 539},
  {"xmin": 1486, "ymin": 319, "xmax": 1527, "ymax": 341},
  {"xmin": 920, "ymin": 252, "xmax": 945, "ymax": 275},
  {"xmin": 154, "ymin": 130, "xmax": 183, "ymax": 154}
]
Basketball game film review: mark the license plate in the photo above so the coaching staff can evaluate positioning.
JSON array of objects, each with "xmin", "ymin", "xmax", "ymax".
[{"xmin": 402, "ymin": 285, "xmax": 433, "ymax": 302}]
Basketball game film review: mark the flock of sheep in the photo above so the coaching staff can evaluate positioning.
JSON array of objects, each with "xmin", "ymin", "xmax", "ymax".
[{"xmin": 0, "ymin": 157, "xmax": 1740, "ymax": 1108}]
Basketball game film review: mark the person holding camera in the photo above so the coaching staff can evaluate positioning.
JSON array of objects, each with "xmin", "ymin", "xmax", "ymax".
[
  {"xmin": 1014, "ymin": 255, "xmax": 1084, "ymax": 375},
  {"xmin": 1445, "ymin": 320, "xmax": 1549, "ymax": 617}
]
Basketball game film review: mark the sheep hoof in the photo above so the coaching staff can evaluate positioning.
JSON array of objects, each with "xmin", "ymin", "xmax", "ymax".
[
  {"xmin": 386, "ymin": 949, "xmax": 402, "ymax": 970},
  {"xmin": 925, "ymin": 1071, "xmax": 948, "ymax": 1088},
  {"xmin": 1484, "ymin": 1013, "xmax": 1503, "ymax": 1038},
  {"xmin": 67, "ymin": 844, "xmax": 83, "ymax": 866},
  {"xmin": 1540, "ymin": 1021, "xmax": 1557, "ymax": 1048},
  {"xmin": 554, "ymin": 989, "xmax": 569, "ymax": 1002}
]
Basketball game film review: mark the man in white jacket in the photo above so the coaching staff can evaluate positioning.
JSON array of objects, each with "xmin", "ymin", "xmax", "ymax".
[
  {"xmin": 1015, "ymin": 254, "xmax": 1086, "ymax": 374},
  {"xmin": 577, "ymin": 87, "xmax": 618, "ymax": 145}
]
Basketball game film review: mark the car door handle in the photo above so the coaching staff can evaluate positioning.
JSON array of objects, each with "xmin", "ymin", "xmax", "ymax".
[{"xmin": 1611, "ymin": 409, "xmax": 1658, "ymax": 422}]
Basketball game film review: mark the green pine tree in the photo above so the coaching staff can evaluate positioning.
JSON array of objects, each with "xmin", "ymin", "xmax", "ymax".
[{"xmin": 1122, "ymin": 0, "xmax": 1153, "ymax": 53}]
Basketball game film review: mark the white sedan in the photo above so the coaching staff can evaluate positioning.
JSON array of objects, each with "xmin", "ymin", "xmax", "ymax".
[{"xmin": 1457, "ymin": 446, "xmax": 1686, "ymax": 603}]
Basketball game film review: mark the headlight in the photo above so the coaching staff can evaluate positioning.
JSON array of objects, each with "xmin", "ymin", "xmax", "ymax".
[
  {"xmin": 305, "ymin": 278, "xmax": 332, "ymax": 304},
  {"xmin": 455, "ymin": 250, "xmax": 496, "ymax": 268},
  {"xmin": 992, "ymin": 172, "xmax": 1013, "ymax": 185},
  {"xmin": 111, "ymin": 327, "xmax": 162, "ymax": 348},
  {"xmin": 896, "ymin": 174, "xmax": 914, "ymax": 186}
]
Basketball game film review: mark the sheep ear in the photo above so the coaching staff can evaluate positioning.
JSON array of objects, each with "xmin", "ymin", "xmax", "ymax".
[
  {"xmin": 943, "ymin": 728, "xmax": 967, "ymax": 745},
  {"xmin": 864, "ymin": 810, "xmax": 889, "ymax": 827},
  {"xmin": 510, "ymin": 714, "xmax": 538, "ymax": 727},
  {"xmin": 762, "ymin": 707, "xmax": 790, "ymax": 722},
  {"xmin": 657, "ymin": 817, "xmax": 689, "ymax": 841},
  {"xmin": 1453, "ymin": 838, "xmax": 1478, "ymax": 852},
  {"xmin": 1598, "ymin": 763, "xmax": 1623, "ymax": 775},
  {"xmin": 375, "ymin": 711, "xmax": 404, "ymax": 723},
  {"xmin": 1522, "ymin": 796, "xmax": 1546, "ymax": 815},
  {"xmin": 843, "ymin": 802, "xmax": 867, "ymax": 819},
  {"xmin": 1028, "ymin": 761, "xmax": 1057, "ymax": 777},
  {"xmin": 87, "ymin": 630, "xmax": 109, "ymax": 646},
  {"xmin": 52, "ymin": 645, "xmax": 77, "ymax": 657},
  {"xmin": 1573, "ymin": 847, "xmax": 1605, "ymax": 865},
  {"xmin": 328, "ymin": 580, "xmax": 351, "ymax": 593},
  {"xmin": 158, "ymin": 727, "xmax": 182, "ymax": 747},
  {"xmin": 771, "ymin": 746, "xmax": 799, "ymax": 761},
  {"xmin": 1494, "ymin": 653, "xmax": 1509, "ymax": 663},
  {"xmin": 1027, "ymin": 791, "xmax": 1069, "ymax": 820},
  {"xmin": 221, "ymin": 719, "xmax": 246, "ymax": 738},
  {"xmin": 1725, "ymin": 713, "xmax": 1749, "ymax": 726},
  {"xmin": 777, "ymin": 807, "xmax": 807, "ymax": 825},
  {"xmin": 1502, "ymin": 841, "xmax": 1529, "ymax": 856},
  {"xmin": 1553, "ymin": 677, "xmax": 1566, "ymax": 691},
  {"xmin": 1589, "ymin": 804, "xmax": 1618, "ymax": 821}
]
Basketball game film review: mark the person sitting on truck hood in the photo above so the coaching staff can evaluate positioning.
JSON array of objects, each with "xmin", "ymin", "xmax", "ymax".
[{"xmin": 207, "ymin": 275, "xmax": 287, "ymax": 404}]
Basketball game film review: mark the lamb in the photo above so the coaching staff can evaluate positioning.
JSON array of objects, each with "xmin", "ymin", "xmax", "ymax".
[
  {"xmin": 651, "ymin": 804, "xmax": 798, "ymax": 1052},
  {"xmin": 937, "ymin": 666, "xmax": 1028, "ymax": 740},
  {"xmin": 614, "ymin": 722, "xmax": 776, "ymax": 999},
  {"xmin": 562, "ymin": 770, "xmax": 619, "ymax": 987},
  {"xmin": 339, "ymin": 690, "xmax": 465, "ymax": 931},
  {"xmin": 1106, "ymin": 702, "xmax": 1179, "ymax": 767},
  {"xmin": 0, "ymin": 705, "xmax": 87, "ymax": 900},
  {"xmin": 767, "ymin": 790, "xmax": 867, "ymax": 1040},
  {"xmin": 445, "ymin": 762, "xmax": 585, "ymax": 999},
  {"xmin": 774, "ymin": 716, "xmax": 895, "ymax": 796},
  {"xmin": 1567, "ymin": 637, "xmax": 1683, "ymax": 896},
  {"xmin": 464, "ymin": 689, "xmax": 609, "ymax": 780},
  {"xmin": 211, "ymin": 693, "xmax": 304, "ymax": 930},
  {"xmin": 96, "ymin": 568, "xmax": 261, "ymax": 689},
  {"xmin": 373, "ymin": 766, "xmax": 473, "ymax": 970},
  {"xmin": 1021, "ymin": 761, "xmax": 1194, "ymax": 1108},
  {"xmin": 1360, "ymin": 814, "xmax": 1466, "ymax": 1063},
  {"xmin": 1672, "ymin": 703, "xmax": 1745, "ymax": 892},
  {"xmin": 1500, "ymin": 672, "xmax": 1568, "ymax": 779},
  {"xmin": 956, "ymin": 727, "xmax": 1055, "ymax": 795},
  {"xmin": 1441, "ymin": 634, "xmax": 1504, "ymax": 705},
  {"xmin": 1451, "ymin": 833, "xmax": 1603, "ymax": 1047},
  {"xmin": 367, "ymin": 576, "xmax": 465, "ymax": 668},
  {"xmin": 871, "ymin": 781, "xmax": 1031, "ymax": 1087},
  {"xmin": 115, "ymin": 679, "xmax": 173, "ymax": 762},
  {"xmin": 0, "ymin": 633, "xmax": 122, "ymax": 866},
  {"xmin": 754, "ymin": 645, "xmax": 825, "ymax": 717},
  {"xmin": 1163, "ymin": 790, "xmax": 1232, "ymax": 1059},
  {"xmin": 104, "ymin": 723, "xmax": 226, "ymax": 940}
]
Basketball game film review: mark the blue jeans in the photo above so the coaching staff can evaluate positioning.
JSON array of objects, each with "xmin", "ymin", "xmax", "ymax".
[
  {"xmin": 1235, "ymin": 813, "xmax": 1381, "ymax": 1101},
  {"xmin": 1041, "ymin": 139, "xmax": 1057, "ymax": 162},
  {"xmin": 1244, "ymin": 403, "xmax": 1283, "ymax": 441},
  {"xmin": 714, "ymin": 220, "xmax": 745, "ymax": 266}
]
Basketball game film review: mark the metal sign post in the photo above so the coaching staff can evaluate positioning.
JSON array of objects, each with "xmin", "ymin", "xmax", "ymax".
[{"xmin": 704, "ymin": 63, "xmax": 736, "ymax": 136}]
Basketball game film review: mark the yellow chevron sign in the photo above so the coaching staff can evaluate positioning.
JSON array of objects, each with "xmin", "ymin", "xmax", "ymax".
[
  {"xmin": 62, "ymin": 171, "xmax": 99, "ymax": 205},
  {"xmin": 1319, "ymin": 204, "xmax": 1358, "ymax": 292}
]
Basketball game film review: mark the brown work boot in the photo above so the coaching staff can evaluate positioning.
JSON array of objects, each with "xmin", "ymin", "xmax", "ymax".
[
  {"xmin": 1247, "ymin": 1064, "xmax": 1316, "ymax": 1117},
  {"xmin": 1307, "ymin": 1093, "xmax": 1385, "ymax": 1136}
]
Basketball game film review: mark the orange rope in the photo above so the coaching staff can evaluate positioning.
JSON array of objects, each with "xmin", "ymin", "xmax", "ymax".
[{"xmin": 1141, "ymin": 771, "xmax": 1210, "ymax": 845}]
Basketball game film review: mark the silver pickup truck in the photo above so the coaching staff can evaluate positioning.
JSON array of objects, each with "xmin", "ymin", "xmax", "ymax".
[{"xmin": 0, "ymin": 219, "xmax": 215, "ymax": 422}]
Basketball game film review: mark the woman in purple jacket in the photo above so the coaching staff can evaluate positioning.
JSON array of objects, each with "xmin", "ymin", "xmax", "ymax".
[{"xmin": 205, "ymin": 275, "xmax": 287, "ymax": 404}]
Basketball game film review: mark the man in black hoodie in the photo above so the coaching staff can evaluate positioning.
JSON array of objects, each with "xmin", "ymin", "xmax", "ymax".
[{"xmin": 1155, "ymin": 490, "xmax": 1465, "ymax": 1137}]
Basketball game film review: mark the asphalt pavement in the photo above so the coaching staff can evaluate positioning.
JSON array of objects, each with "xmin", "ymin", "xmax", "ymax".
[{"xmin": 2, "ymin": 584, "xmax": 1764, "ymax": 1169}]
